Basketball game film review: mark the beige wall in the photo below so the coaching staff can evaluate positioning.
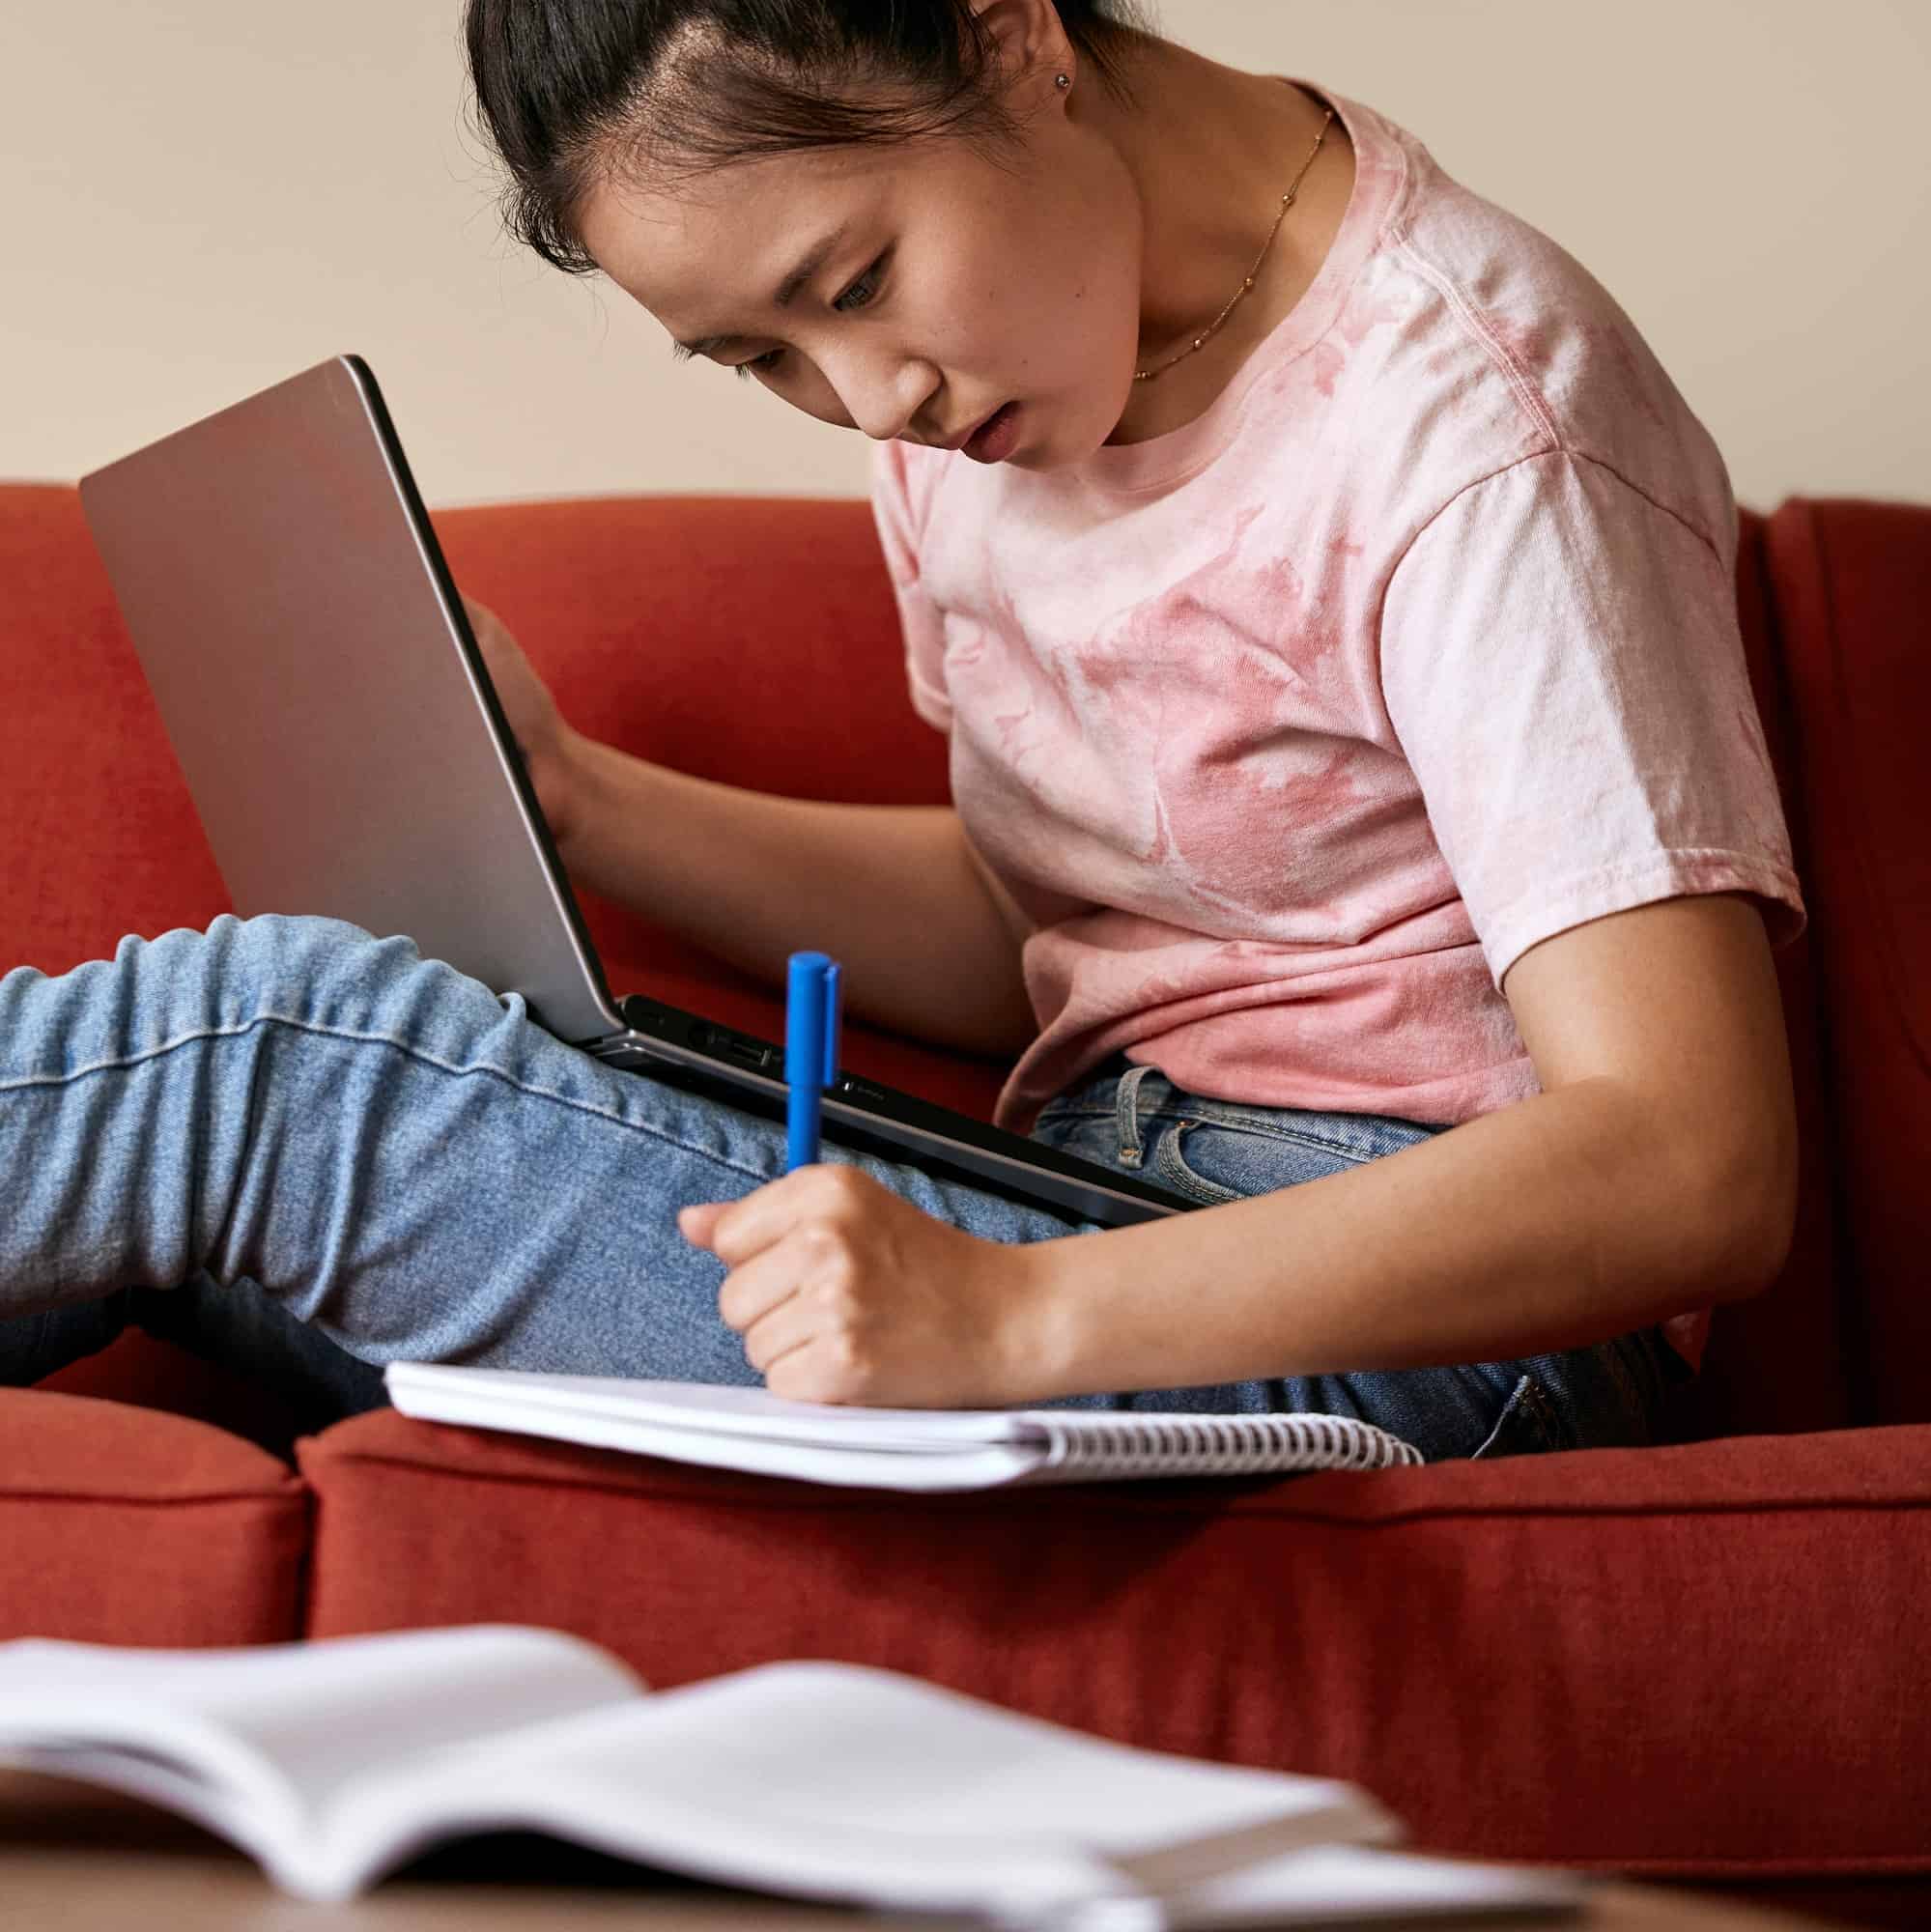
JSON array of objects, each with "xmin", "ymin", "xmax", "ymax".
[{"xmin": 7, "ymin": 1, "xmax": 1926, "ymax": 514}]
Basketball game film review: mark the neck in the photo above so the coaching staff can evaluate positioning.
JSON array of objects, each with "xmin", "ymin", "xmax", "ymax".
[{"xmin": 1082, "ymin": 41, "xmax": 1346, "ymax": 373}]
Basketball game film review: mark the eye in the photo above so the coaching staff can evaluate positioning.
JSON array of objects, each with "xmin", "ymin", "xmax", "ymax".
[
  {"xmin": 731, "ymin": 250, "xmax": 890, "ymax": 381},
  {"xmin": 834, "ymin": 250, "xmax": 889, "ymax": 316}
]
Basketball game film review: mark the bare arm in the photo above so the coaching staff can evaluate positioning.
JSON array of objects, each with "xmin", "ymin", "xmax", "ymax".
[
  {"xmin": 1019, "ymin": 895, "xmax": 1797, "ymax": 1398},
  {"xmin": 560, "ymin": 737, "xmax": 1037, "ymax": 1062}
]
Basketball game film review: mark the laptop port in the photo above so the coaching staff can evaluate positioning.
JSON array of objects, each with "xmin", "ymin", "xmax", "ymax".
[{"xmin": 722, "ymin": 1037, "xmax": 771, "ymax": 1070}]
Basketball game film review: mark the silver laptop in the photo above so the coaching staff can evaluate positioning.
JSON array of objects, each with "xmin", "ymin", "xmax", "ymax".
[{"xmin": 76, "ymin": 354, "xmax": 1197, "ymax": 1228}]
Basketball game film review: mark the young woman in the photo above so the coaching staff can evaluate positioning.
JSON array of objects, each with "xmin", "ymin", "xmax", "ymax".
[{"xmin": 2, "ymin": 0, "xmax": 1805, "ymax": 1461}]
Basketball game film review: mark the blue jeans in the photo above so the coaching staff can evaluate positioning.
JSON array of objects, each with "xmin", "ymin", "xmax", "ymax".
[{"xmin": 0, "ymin": 914, "xmax": 1691, "ymax": 1460}]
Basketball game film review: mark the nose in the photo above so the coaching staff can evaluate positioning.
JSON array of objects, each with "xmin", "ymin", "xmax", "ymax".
[{"xmin": 820, "ymin": 344, "xmax": 934, "ymax": 443}]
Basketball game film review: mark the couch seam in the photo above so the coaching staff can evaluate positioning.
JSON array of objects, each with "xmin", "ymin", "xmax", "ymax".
[
  {"xmin": 301, "ymin": 1451, "xmax": 1931, "ymax": 1525},
  {"xmin": 0, "ymin": 1490, "xmax": 303, "ymax": 1508},
  {"xmin": 1574, "ymin": 1852, "xmax": 1931, "ymax": 1878}
]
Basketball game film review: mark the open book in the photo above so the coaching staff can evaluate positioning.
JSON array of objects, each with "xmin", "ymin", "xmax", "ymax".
[
  {"xmin": 383, "ymin": 1365, "xmax": 1424, "ymax": 1491},
  {"xmin": 0, "ymin": 1626, "xmax": 1584, "ymax": 1924}
]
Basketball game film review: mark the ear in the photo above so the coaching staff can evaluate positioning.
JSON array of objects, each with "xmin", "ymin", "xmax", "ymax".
[{"xmin": 970, "ymin": 0, "xmax": 1072, "ymax": 100}]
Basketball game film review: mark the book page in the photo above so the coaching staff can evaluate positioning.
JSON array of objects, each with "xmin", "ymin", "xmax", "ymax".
[
  {"xmin": 320, "ymin": 1660, "xmax": 1398, "ymax": 1911},
  {"xmin": 1058, "ymin": 1844, "xmax": 1591, "ymax": 1928},
  {"xmin": 0, "ymin": 1626, "xmax": 641, "ymax": 1863}
]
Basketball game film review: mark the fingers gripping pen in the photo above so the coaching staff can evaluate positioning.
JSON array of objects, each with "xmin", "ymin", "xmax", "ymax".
[{"xmin": 784, "ymin": 952, "xmax": 841, "ymax": 1172}]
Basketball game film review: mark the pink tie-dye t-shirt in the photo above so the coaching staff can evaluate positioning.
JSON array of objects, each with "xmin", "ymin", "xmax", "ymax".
[{"xmin": 867, "ymin": 81, "xmax": 1805, "ymax": 1374}]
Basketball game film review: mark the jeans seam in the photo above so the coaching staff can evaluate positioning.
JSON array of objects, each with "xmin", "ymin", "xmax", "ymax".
[
  {"xmin": 0, "ymin": 1011, "xmax": 471, "ymax": 1094},
  {"xmin": 1056, "ymin": 1100, "xmax": 1406, "ymax": 1167},
  {"xmin": 1166, "ymin": 1113, "xmax": 1379, "ymax": 1170},
  {"xmin": 4, "ymin": 1011, "xmax": 778, "ymax": 1192},
  {"xmin": 1153, "ymin": 1121, "xmax": 1245, "ymax": 1206}
]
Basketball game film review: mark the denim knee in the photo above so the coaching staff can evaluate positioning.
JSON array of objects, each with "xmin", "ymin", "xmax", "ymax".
[
  {"xmin": 45, "ymin": 913, "xmax": 408, "ymax": 1051},
  {"xmin": 177, "ymin": 912, "xmax": 523, "ymax": 1065},
  {"xmin": 196, "ymin": 913, "xmax": 439, "ymax": 1015},
  {"xmin": 205, "ymin": 910, "xmax": 383, "ymax": 985}
]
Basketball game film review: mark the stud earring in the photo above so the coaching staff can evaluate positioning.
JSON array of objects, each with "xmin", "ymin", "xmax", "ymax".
[{"xmin": 1055, "ymin": 72, "xmax": 1069, "ymax": 90}]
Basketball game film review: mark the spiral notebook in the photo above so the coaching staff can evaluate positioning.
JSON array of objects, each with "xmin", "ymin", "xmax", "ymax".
[{"xmin": 383, "ymin": 1364, "xmax": 1424, "ymax": 1490}]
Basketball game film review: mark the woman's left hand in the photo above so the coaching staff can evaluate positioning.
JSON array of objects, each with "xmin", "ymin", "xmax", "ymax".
[{"xmin": 677, "ymin": 1165, "xmax": 1057, "ymax": 1407}]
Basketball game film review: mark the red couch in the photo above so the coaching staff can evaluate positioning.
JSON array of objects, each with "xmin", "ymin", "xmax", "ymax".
[{"xmin": 3, "ymin": 481, "xmax": 1926, "ymax": 1925}]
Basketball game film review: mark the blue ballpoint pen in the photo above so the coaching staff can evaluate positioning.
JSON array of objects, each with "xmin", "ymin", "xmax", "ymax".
[{"xmin": 784, "ymin": 951, "xmax": 841, "ymax": 1171}]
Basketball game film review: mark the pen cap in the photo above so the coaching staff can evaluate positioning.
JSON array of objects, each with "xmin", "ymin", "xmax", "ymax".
[{"xmin": 785, "ymin": 952, "xmax": 840, "ymax": 1090}]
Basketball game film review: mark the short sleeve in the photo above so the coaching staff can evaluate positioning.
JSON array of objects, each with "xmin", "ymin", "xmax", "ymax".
[
  {"xmin": 868, "ymin": 439, "xmax": 952, "ymax": 734},
  {"xmin": 1380, "ymin": 450, "xmax": 1806, "ymax": 993}
]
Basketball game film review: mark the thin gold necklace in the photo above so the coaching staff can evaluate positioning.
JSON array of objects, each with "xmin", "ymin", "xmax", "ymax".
[{"xmin": 1120, "ymin": 86, "xmax": 1344, "ymax": 384}]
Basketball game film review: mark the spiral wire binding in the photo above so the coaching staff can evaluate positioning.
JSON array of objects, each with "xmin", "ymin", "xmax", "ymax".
[{"xmin": 1036, "ymin": 1413, "xmax": 1423, "ymax": 1477}]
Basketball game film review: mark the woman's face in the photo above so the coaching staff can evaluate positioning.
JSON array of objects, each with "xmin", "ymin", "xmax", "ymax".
[{"xmin": 572, "ymin": 52, "xmax": 1148, "ymax": 470}]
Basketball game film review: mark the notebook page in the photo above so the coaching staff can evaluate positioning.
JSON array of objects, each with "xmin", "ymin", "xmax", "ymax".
[
  {"xmin": 384, "ymin": 1374, "xmax": 1042, "ymax": 1489},
  {"xmin": 385, "ymin": 1367, "xmax": 1421, "ymax": 1480},
  {"xmin": 386, "ymin": 1365, "xmax": 1051, "ymax": 1447}
]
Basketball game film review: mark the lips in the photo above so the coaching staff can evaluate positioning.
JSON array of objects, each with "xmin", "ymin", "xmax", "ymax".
[
  {"xmin": 962, "ymin": 400, "xmax": 1022, "ymax": 463},
  {"xmin": 933, "ymin": 404, "xmax": 1008, "ymax": 452},
  {"xmin": 967, "ymin": 404, "xmax": 1008, "ymax": 446}
]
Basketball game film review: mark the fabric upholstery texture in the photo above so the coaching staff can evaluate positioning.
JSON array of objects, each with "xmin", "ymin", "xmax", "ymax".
[
  {"xmin": 0, "ymin": 1389, "xmax": 308, "ymax": 1645},
  {"xmin": 1761, "ymin": 500, "xmax": 1931, "ymax": 1427}
]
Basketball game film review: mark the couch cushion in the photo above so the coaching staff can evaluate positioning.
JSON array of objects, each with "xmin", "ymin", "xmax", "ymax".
[
  {"xmin": 37, "ymin": 1332, "xmax": 318, "ymax": 1461},
  {"xmin": 428, "ymin": 494, "xmax": 949, "ymax": 812},
  {"xmin": 299, "ymin": 1408, "xmax": 1931, "ymax": 1880},
  {"xmin": 0, "ymin": 1389, "xmax": 309, "ymax": 1644},
  {"xmin": 1657, "ymin": 508, "xmax": 1849, "ymax": 1443},
  {"xmin": 1765, "ymin": 498, "xmax": 1931, "ymax": 1429},
  {"xmin": 0, "ymin": 486, "xmax": 231, "ymax": 979}
]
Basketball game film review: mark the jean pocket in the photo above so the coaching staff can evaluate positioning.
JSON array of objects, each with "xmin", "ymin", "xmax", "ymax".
[
  {"xmin": 1150, "ymin": 1116, "xmax": 1374, "ymax": 1205},
  {"xmin": 1469, "ymin": 1373, "xmax": 1565, "ymax": 1460},
  {"xmin": 1149, "ymin": 1120, "xmax": 1265, "ymax": 1205}
]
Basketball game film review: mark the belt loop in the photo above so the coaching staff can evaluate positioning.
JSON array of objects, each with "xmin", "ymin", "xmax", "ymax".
[{"xmin": 1113, "ymin": 1062, "xmax": 1158, "ymax": 1166}]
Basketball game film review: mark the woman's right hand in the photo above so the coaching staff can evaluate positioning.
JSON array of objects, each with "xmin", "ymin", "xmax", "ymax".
[{"xmin": 460, "ymin": 594, "xmax": 591, "ymax": 849}]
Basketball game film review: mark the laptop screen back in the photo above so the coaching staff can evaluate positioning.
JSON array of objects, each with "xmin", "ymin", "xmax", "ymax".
[{"xmin": 77, "ymin": 355, "xmax": 623, "ymax": 1043}]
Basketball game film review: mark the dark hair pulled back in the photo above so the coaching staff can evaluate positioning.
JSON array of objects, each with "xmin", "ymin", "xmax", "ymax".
[{"xmin": 462, "ymin": 0, "xmax": 1159, "ymax": 275}]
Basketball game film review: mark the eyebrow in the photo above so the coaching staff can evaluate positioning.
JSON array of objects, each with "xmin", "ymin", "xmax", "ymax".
[{"xmin": 669, "ymin": 221, "xmax": 851, "ymax": 359}]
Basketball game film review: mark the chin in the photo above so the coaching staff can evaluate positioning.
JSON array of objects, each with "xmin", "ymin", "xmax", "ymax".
[{"xmin": 1017, "ymin": 405, "xmax": 1112, "ymax": 469}]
